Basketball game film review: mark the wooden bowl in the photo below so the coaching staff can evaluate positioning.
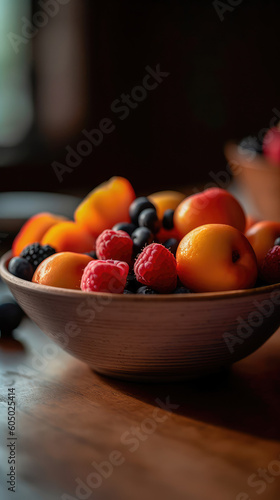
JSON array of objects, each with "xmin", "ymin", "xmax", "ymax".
[
  {"xmin": 1, "ymin": 251, "xmax": 280, "ymax": 382},
  {"xmin": 225, "ymin": 142, "xmax": 280, "ymax": 221}
]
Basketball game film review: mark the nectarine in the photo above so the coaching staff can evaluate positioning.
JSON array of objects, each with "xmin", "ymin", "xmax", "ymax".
[
  {"xmin": 176, "ymin": 224, "xmax": 257, "ymax": 292},
  {"xmin": 174, "ymin": 188, "xmax": 246, "ymax": 239},
  {"xmin": 246, "ymin": 221, "xmax": 280, "ymax": 268},
  {"xmin": 41, "ymin": 221, "xmax": 95, "ymax": 254},
  {"xmin": 32, "ymin": 252, "xmax": 92, "ymax": 289}
]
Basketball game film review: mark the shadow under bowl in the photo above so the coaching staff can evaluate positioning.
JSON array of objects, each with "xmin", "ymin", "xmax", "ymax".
[{"xmin": 1, "ymin": 251, "xmax": 280, "ymax": 382}]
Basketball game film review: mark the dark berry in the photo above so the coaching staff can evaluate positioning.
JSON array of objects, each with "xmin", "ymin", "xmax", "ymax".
[
  {"xmin": 123, "ymin": 289, "xmax": 134, "ymax": 294},
  {"xmin": 137, "ymin": 286, "xmax": 158, "ymax": 295},
  {"xmin": 85, "ymin": 250, "xmax": 98, "ymax": 259},
  {"xmin": 20, "ymin": 243, "xmax": 56, "ymax": 269},
  {"xmin": 112, "ymin": 222, "xmax": 137, "ymax": 236},
  {"xmin": 8, "ymin": 257, "xmax": 34, "ymax": 281},
  {"xmin": 125, "ymin": 272, "xmax": 142, "ymax": 292},
  {"xmin": 129, "ymin": 197, "xmax": 155, "ymax": 225},
  {"xmin": 162, "ymin": 209, "xmax": 174, "ymax": 230},
  {"xmin": 0, "ymin": 302, "xmax": 24, "ymax": 338},
  {"xmin": 172, "ymin": 286, "xmax": 191, "ymax": 294},
  {"xmin": 131, "ymin": 227, "xmax": 153, "ymax": 255},
  {"xmin": 163, "ymin": 238, "xmax": 179, "ymax": 256},
  {"xmin": 274, "ymin": 237, "xmax": 280, "ymax": 247},
  {"xmin": 138, "ymin": 208, "xmax": 160, "ymax": 234}
]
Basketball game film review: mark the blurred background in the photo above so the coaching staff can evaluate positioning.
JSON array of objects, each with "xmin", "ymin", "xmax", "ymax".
[{"xmin": 1, "ymin": 0, "xmax": 280, "ymax": 217}]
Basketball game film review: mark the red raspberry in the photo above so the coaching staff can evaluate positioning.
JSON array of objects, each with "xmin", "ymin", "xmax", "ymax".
[
  {"xmin": 263, "ymin": 127, "xmax": 280, "ymax": 165},
  {"xmin": 81, "ymin": 259, "xmax": 129, "ymax": 293},
  {"xmin": 261, "ymin": 246, "xmax": 280, "ymax": 284},
  {"xmin": 134, "ymin": 243, "xmax": 177, "ymax": 293},
  {"xmin": 96, "ymin": 229, "xmax": 133, "ymax": 264}
]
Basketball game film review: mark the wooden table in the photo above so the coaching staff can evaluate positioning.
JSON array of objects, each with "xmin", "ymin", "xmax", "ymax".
[{"xmin": 1, "ymin": 315, "xmax": 280, "ymax": 500}]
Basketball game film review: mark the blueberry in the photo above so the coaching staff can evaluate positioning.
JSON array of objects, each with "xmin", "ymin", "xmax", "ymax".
[
  {"xmin": 8, "ymin": 257, "xmax": 34, "ymax": 281},
  {"xmin": 163, "ymin": 238, "xmax": 179, "ymax": 256},
  {"xmin": 138, "ymin": 208, "xmax": 160, "ymax": 234},
  {"xmin": 125, "ymin": 272, "xmax": 142, "ymax": 292},
  {"xmin": 85, "ymin": 251, "xmax": 98, "ymax": 259},
  {"xmin": 131, "ymin": 227, "xmax": 153, "ymax": 255},
  {"xmin": 137, "ymin": 286, "xmax": 158, "ymax": 295},
  {"xmin": 129, "ymin": 197, "xmax": 155, "ymax": 225},
  {"xmin": 112, "ymin": 222, "xmax": 137, "ymax": 236},
  {"xmin": 0, "ymin": 302, "xmax": 24, "ymax": 337},
  {"xmin": 172, "ymin": 286, "xmax": 191, "ymax": 294},
  {"xmin": 162, "ymin": 209, "xmax": 174, "ymax": 230},
  {"xmin": 274, "ymin": 237, "xmax": 280, "ymax": 247},
  {"xmin": 123, "ymin": 289, "xmax": 134, "ymax": 294}
]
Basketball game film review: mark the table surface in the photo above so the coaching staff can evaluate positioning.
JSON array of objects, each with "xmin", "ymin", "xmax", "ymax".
[{"xmin": 0, "ymin": 311, "xmax": 280, "ymax": 500}]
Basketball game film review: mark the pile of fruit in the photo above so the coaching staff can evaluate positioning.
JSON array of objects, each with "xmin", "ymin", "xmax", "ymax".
[{"xmin": 7, "ymin": 177, "xmax": 280, "ymax": 294}]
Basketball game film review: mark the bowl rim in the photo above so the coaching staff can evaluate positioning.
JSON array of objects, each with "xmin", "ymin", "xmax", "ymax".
[{"xmin": 1, "ymin": 251, "xmax": 280, "ymax": 302}]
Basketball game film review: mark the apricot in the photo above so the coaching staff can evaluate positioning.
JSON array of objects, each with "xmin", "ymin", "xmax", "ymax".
[
  {"xmin": 32, "ymin": 252, "xmax": 92, "ymax": 289},
  {"xmin": 74, "ymin": 177, "xmax": 135, "ymax": 237},
  {"xmin": 12, "ymin": 212, "xmax": 66, "ymax": 256},
  {"xmin": 174, "ymin": 188, "xmax": 246, "ymax": 239},
  {"xmin": 176, "ymin": 224, "xmax": 257, "ymax": 292},
  {"xmin": 41, "ymin": 221, "xmax": 95, "ymax": 253},
  {"xmin": 246, "ymin": 221, "xmax": 280, "ymax": 268},
  {"xmin": 148, "ymin": 190, "xmax": 185, "ymax": 242}
]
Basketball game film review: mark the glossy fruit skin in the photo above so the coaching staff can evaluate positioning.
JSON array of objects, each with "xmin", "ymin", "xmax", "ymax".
[
  {"xmin": 0, "ymin": 302, "xmax": 24, "ymax": 337},
  {"xmin": 137, "ymin": 286, "xmax": 158, "ymax": 295},
  {"xmin": 176, "ymin": 224, "xmax": 258, "ymax": 293},
  {"xmin": 162, "ymin": 209, "xmax": 174, "ymax": 230},
  {"xmin": 20, "ymin": 243, "xmax": 56, "ymax": 269},
  {"xmin": 75, "ymin": 177, "xmax": 136, "ymax": 237},
  {"xmin": 174, "ymin": 188, "xmax": 246, "ymax": 239},
  {"xmin": 96, "ymin": 230, "xmax": 133, "ymax": 264},
  {"xmin": 138, "ymin": 208, "xmax": 160, "ymax": 234},
  {"xmin": 263, "ymin": 127, "xmax": 280, "ymax": 165},
  {"xmin": 112, "ymin": 222, "xmax": 137, "ymax": 236},
  {"xmin": 129, "ymin": 197, "xmax": 155, "ymax": 225},
  {"xmin": 134, "ymin": 243, "xmax": 177, "ymax": 293},
  {"xmin": 81, "ymin": 260, "xmax": 129, "ymax": 294},
  {"xmin": 274, "ymin": 237, "xmax": 280, "ymax": 246},
  {"xmin": 261, "ymin": 246, "xmax": 280, "ymax": 284},
  {"xmin": 131, "ymin": 227, "xmax": 153, "ymax": 255},
  {"xmin": 41, "ymin": 221, "xmax": 95, "ymax": 254},
  {"xmin": 12, "ymin": 212, "xmax": 66, "ymax": 256},
  {"xmin": 32, "ymin": 252, "xmax": 92, "ymax": 289},
  {"xmin": 8, "ymin": 257, "xmax": 34, "ymax": 281},
  {"xmin": 163, "ymin": 238, "xmax": 179, "ymax": 256},
  {"xmin": 246, "ymin": 221, "xmax": 280, "ymax": 269}
]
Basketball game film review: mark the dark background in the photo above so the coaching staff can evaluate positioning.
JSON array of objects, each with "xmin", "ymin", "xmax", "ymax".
[{"xmin": 1, "ymin": 0, "xmax": 280, "ymax": 195}]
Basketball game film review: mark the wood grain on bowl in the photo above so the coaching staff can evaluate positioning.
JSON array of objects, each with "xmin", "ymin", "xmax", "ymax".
[{"xmin": 1, "ymin": 251, "xmax": 280, "ymax": 382}]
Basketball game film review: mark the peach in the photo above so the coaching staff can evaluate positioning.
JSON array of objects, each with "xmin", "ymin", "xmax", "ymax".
[
  {"xmin": 41, "ymin": 221, "xmax": 95, "ymax": 253},
  {"xmin": 174, "ymin": 188, "xmax": 246, "ymax": 239},
  {"xmin": 246, "ymin": 221, "xmax": 280, "ymax": 268},
  {"xmin": 32, "ymin": 252, "xmax": 92, "ymax": 289},
  {"xmin": 176, "ymin": 224, "xmax": 257, "ymax": 292},
  {"xmin": 148, "ymin": 190, "xmax": 185, "ymax": 242},
  {"xmin": 74, "ymin": 177, "xmax": 136, "ymax": 237},
  {"xmin": 12, "ymin": 212, "xmax": 66, "ymax": 256}
]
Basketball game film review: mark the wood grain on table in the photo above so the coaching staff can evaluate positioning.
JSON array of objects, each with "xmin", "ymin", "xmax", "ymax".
[{"xmin": 0, "ymin": 318, "xmax": 280, "ymax": 500}]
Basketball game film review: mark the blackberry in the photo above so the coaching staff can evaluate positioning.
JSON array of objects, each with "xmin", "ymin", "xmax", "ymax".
[{"xmin": 20, "ymin": 243, "xmax": 56, "ymax": 269}]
